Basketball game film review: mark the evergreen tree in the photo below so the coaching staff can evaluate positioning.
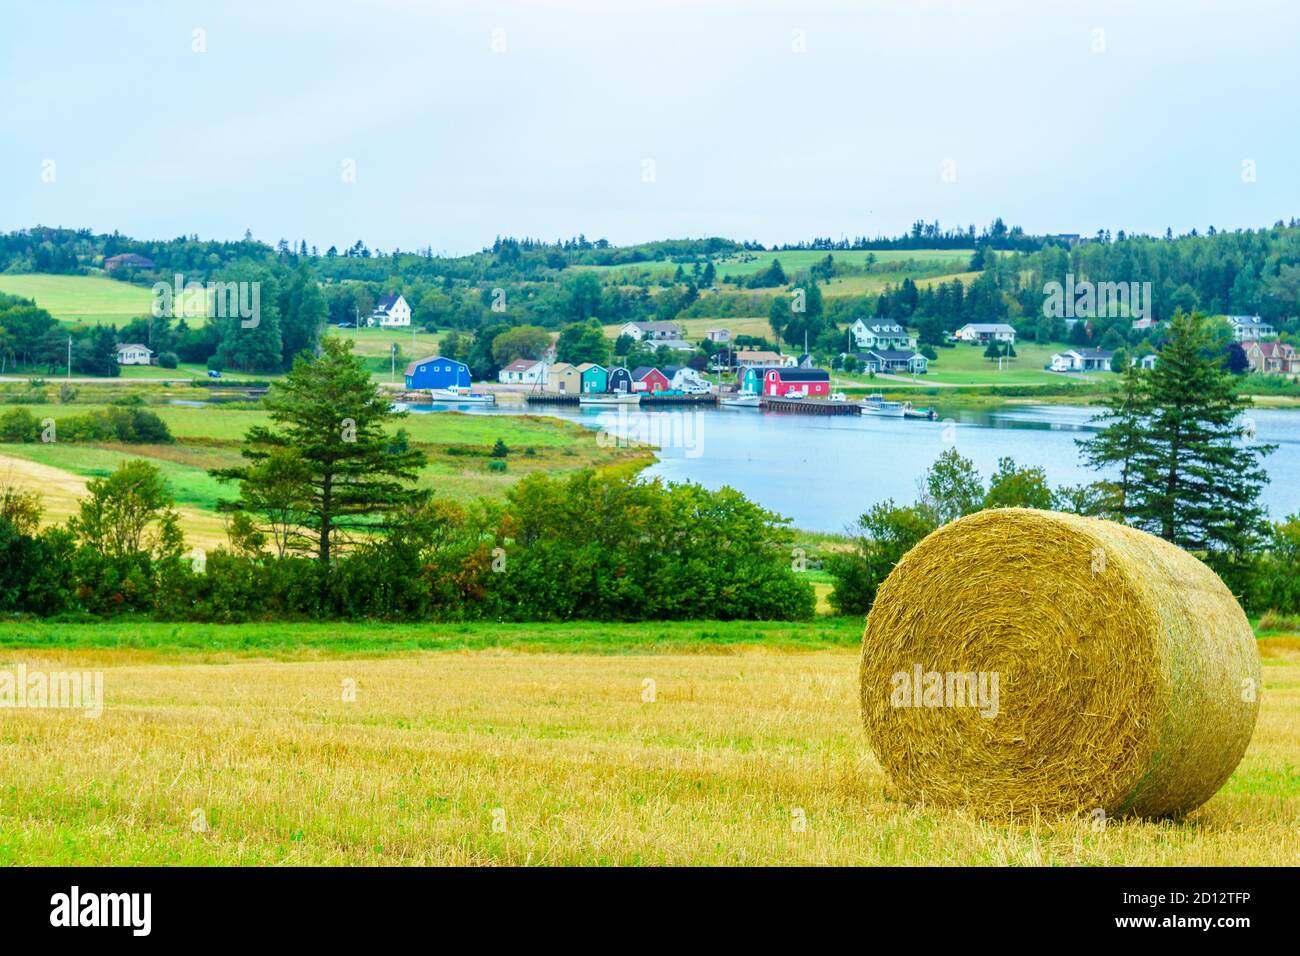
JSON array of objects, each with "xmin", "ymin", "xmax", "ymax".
[
  {"xmin": 278, "ymin": 264, "xmax": 326, "ymax": 369},
  {"xmin": 1085, "ymin": 312, "xmax": 1275, "ymax": 557},
  {"xmin": 1077, "ymin": 360, "xmax": 1150, "ymax": 513},
  {"xmin": 212, "ymin": 338, "xmax": 427, "ymax": 562}
]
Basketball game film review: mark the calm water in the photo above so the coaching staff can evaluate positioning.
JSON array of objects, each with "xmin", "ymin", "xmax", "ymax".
[{"xmin": 404, "ymin": 401, "xmax": 1300, "ymax": 533}]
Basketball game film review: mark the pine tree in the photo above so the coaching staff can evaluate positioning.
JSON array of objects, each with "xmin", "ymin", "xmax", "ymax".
[
  {"xmin": 1088, "ymin": 312, "xmax": 1275, "ymax": 557},
  {"xmin": 1077, "ymin": 359, "xmax": 1150, "ymax": 514},
  {"xmin": 212, "ymin": 338, "xmax": 427, "ymax": 562}
]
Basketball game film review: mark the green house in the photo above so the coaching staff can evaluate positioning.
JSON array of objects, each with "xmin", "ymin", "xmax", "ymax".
[
  {"xmin": 577, "ymin": 363, "xmax": 608, "ymax": 393},
  {"xmin": 739, "ymin": 366, "xmax": 765, "ymax": 394}
]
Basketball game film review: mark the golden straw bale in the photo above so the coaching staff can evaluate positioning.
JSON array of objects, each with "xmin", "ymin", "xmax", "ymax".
[{"xmin": 859, "ymin": 508, "xmax": 1261, "ymax": 819}]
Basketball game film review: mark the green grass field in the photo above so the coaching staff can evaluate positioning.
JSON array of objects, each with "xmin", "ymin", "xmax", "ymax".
[
  {"xmin": 0, "ymin": 401, "xmax": 647, "ymax": 545},
  {"xmin": 0, "ymin": 620, "xmax": 1293, "ymax": 865},
  {"xmin": 847, "ymin": 341, "xmax": 1115, "ymax": 389},
  {"xmin": 0, "ymin": 274, "xmax": 154, "ymax": 326}
]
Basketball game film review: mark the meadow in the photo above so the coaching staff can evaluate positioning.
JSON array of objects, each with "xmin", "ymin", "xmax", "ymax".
[
  {"xmin": 0, "ymin": 274, "xmax": 154, "ymax": 326},
  {"xmin": 0, "ymin": 619, "xmax": 1294, "ymax": 865},
  {"xmin": 0, "ymin": 401, "xmax": 648, "ymax": 548},
  {"xmin": 855, "ymin": 341, "xmax": 1111, "ymax": 389}
]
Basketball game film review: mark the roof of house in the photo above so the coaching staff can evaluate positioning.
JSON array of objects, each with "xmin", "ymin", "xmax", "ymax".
[
  {"xmin": 627, "ymin": 321, "xmax": 681, "ymax": 333},
  {"xmin": 1251, "ymin": 340, "xmax": 1296, "ymax": 357},
  {"xmin": 105, "ymin": 253, "xmax": 154, "ymax": 267},
  {"xmin": 404, "ymin": 354, "xmax": 465, "ymax": 375},
  {"xmin": 503, "ymin": 359, "xmax": 545, "ymax": 372},
  {"xmin": 1226, "ymin": 315, "xmax": 1271, "ymax": 327},
  {"xmin": 631, "ymin": 366, "xmax": 666, "ymax": 380},
  {"xmin": 1076, "ymin": 348, "xmax": 1115, "ymax": 359},
  {"xmin": 115, "ymin": 343, "xmax": 153, "ymax": 353},
  {"xmin": 735, "ymin": 350, "xmax": 787, "ymax": 363},
  {"xmin": 865, "ymin": 349, "xmax": 923, "ymax": 362},
  {"xmin": 373, "ymin": 293, "xmax": 403, "ymax": 312},
  {"xmin": 958, "ymin": 323, "xmax": 1017, "ymax": 333},
  {"xmin": 766, "ymin": 368, "xmax": 830, "ymax": 381},
  {"xmin": 854, "ymin": 320, "xmax": 907, "ymax": 333},
  {"xmin": 575, "ymin": 363, "xmax": 605, "ymax": 373}
]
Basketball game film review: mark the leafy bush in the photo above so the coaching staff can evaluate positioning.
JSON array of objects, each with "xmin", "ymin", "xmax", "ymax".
[
  {"xmin": 0, "ymin": 407, "xmax": 40, "ymax": 442},
  {"xmin": 158, "ymin": 351, "xmax": 179, "ymax": 369}
]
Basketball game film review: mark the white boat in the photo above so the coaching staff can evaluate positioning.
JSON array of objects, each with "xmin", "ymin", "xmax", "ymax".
[
  {"xmin": 861, "ymin": 392, "xmax": 906, "ymax": 417},
  {"xmin": 579, "ymin": 392, "xmax": 641, "ymax": 406},
  {"xmin": 719, "ymin": 392, "xmax": 761, "ymax": 408},
  {"xmin": 428, "ymin": 388, "xmax": 495, "ymax": 405}
]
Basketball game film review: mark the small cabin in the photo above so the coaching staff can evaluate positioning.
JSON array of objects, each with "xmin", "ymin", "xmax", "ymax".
[
  {"xmin": 576, "ymin": 363, "xmax": 608, "ymax": 393},
  {"xmin": 606, "ymin": 366, "xmax": 633, "ymax": 393},
  {"xmin": 630, "ymin": 367, "xmax": 670, "ymax": 393}
]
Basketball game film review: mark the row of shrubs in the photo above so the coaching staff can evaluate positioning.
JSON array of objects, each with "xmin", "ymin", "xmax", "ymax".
[
  {"xmin": 0, "ymin": 470, "xmax": 816, "ymax": 622},
  {"xmin": 0, "ymin": 405, "xmax": 173, "ymax": 443}
]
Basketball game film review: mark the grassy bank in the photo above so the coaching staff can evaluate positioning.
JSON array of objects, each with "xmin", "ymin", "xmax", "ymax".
[{"xmin": 0, "ymin": 618, "xmax": 863, "ymax": 658}]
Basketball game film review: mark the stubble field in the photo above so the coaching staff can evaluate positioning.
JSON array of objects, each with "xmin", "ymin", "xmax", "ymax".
[{"xmin": 0, "ymin": 624, "xmax": 1295, "ymax": 866}]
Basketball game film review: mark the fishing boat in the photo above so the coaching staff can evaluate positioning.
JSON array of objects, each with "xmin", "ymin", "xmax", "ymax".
[
  {"xmin": 719, "ymin": 391, "xmax": 761, "ymax": 409},
  {"xmin": 578, "ymin": 392, "xmax": 641, "ymax": 406},
  {"xmin": 427, "ymin": 388, "xmax": 495, "ymax": 405},
  {"xmin": 903, "ymin": 403, "xmax": 938, "ymax": 420},
  {"xmin": 860, "ymin": 392, "xmax": 906, "ymax": 417}
]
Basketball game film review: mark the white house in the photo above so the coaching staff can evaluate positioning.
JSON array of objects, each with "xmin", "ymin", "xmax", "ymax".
[
  {"xmin": 661, "ymin": 366, "xmax": 708, "ymax": 391},
  {"xmin": 1050, "ymin": 348, "xmax": 1114, "ymax": 372},
  {"xmin": 1132, "ymin": 353, "xmax": 1159, "ymax": 370},
  {"xmin": 850, "ymin": 319, "xmax": 915, "ymax": 351},
  {"xmin": 115, "ymin": 343, "xmax": 153, "ymax": 366},
  {"xmin": 620, "ymin": 321, "xmax": 683, "ymax": 342},
  {"xmin": 1224, "ymin": 315, "xmax": 1276, "ymax": 342},
  {"xmin": 704, "ymin": 328, "xmax": 731, "ymax": 343},
  {"xmin": 369, "ymin": 293, "xmax": 411, "ymax": 328},
  {"xmin": 954, "ymin": 323, "xmax": 1017, "ymax": 344},
  {"xmin": 498, "ymin": 359, "xmax": 548, "ymax": 385},
  {"xmin": 734, "ymin": 350, "xmax": 796, "ymax": 368}
]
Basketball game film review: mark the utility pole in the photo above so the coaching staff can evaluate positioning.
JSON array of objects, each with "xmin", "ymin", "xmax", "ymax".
[
  {"xmin": 67, "ymin": 335, "xmax": 72, "ymax": 379},
  {"xmin": 391, "ymin": 342, "xmax": 397, "ymax": 382}
]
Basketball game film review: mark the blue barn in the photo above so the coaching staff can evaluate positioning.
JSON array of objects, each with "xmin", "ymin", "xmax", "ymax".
[{"xmin": 405, "ymin": 355, "xmax": 471, "ymax": 390}]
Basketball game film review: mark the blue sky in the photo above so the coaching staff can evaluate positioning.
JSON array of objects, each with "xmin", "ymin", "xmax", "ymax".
[{"xmin": 2, "ymin": 0, "xmax": 1297, "ymax": 254}]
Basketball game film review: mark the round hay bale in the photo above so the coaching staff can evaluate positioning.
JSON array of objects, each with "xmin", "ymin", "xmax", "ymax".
[{"xmin": 859, "ymin": 508, "xmax": 1260, "ymax": 819}]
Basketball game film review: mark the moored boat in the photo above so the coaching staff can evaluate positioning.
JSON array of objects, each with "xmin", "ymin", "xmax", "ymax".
[
  {"xmin": 719, "ymin": 392, "xmax": 761, "ymax": 408},
  {"xmin": 861, "ymin": 392, "xmax": 906, "ymax": 417},
  {"xmin": 579, "ymin": 392, "xmax": 641, "ymax": 406},
  {"xmin": 428, "ymin": 388, "xmax": 495, "ymax": 404}
]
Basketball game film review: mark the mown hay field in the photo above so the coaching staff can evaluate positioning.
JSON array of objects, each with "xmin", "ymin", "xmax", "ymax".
[{"xmin": 0, "ymin": 624, "xmax": 1295, "ymax": 866}]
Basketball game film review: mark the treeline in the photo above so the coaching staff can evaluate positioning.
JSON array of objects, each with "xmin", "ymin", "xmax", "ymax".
[
  {"xmin": 777, "ymin": 217, "xmax": 1042, "ymax": 252},
  {"xmin": 827, "ymin": 314, "xmax": 1295, "ymax": 616},
  {"xmin": 0, "ymin": 466, "xmax": 813, "ymax": 623},
  {"xmin": 0, "ymin": 338, "xmax": 812, "ymax": 622}
]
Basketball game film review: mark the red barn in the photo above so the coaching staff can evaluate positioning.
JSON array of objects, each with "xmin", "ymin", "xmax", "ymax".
[
  {"xmin": 630, "ymin": 366, "xmax": 670, "ymax": 393},
  {"xmin": 763, "ymin": 368, "xmax": 830, "ymax": 397}
]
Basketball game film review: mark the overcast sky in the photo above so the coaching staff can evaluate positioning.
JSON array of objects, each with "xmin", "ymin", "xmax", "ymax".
[{"xmin": 3, "ymin": 0, "xmax": 1297, "ymax": 254}]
